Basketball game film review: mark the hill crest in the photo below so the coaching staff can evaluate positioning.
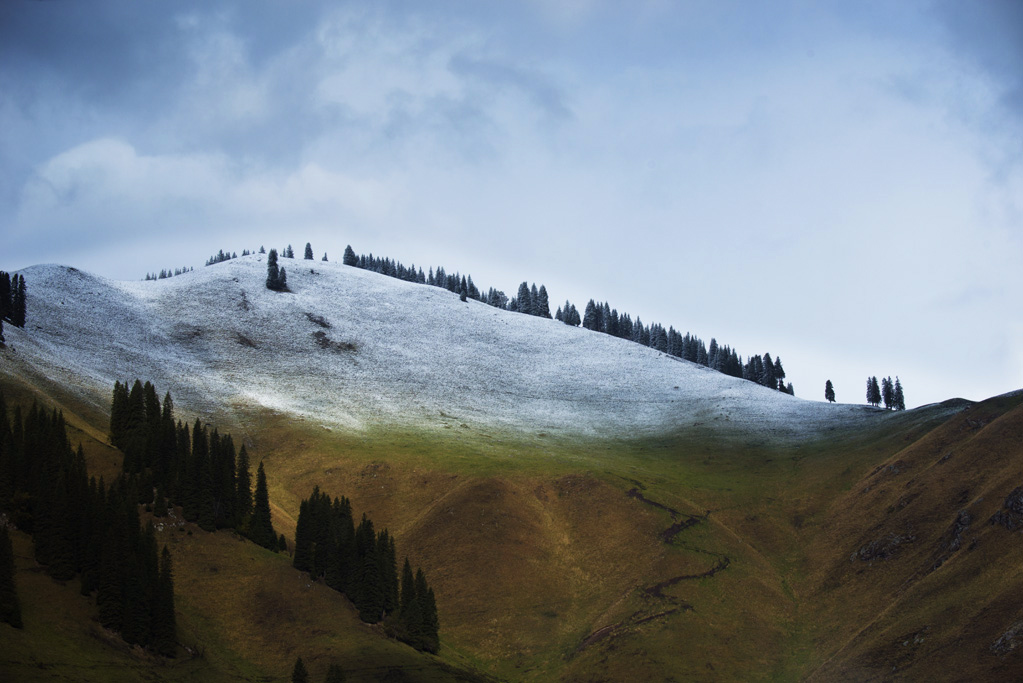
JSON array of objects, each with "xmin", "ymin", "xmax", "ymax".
[{"xmin": 5, "ymin": 257, "xmax": 887, "ymax": 442}]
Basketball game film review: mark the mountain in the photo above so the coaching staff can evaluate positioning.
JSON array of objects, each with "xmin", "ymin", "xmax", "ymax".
[
  {"xmin": 6, "ymin": 256, "xmax": 873, "ymax": 440},
  {"xmin": 1, "ymin": 256, "xmax": 1021, "ymax": 682}
]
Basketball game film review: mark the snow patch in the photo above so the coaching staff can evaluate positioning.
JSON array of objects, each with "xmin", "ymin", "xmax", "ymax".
[{"xmin": 3, "ymin": 258, "xmax": 880, "ymax": 441}]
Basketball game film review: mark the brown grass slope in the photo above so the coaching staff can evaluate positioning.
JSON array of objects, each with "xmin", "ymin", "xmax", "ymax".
[
  {"xmin": 0, "ymin": 381, "xmax": 493, "ymax": 683},
  {"xmin": 4, "ymin": 344, "xmax": 1023, "ymax": 681},
  {"xmin": 803, "ymin": 391, "xmax": 1023, "ymax": 682}
]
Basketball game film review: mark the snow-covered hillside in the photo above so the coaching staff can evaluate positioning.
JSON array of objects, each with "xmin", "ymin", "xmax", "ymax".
[{"xmin": 2, "ymin": 257, "xmax": 878, "ymax": 441}]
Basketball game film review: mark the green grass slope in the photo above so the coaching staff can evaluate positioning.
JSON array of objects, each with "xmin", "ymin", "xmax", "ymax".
[{"xmin": 3, "ymin": 354, "xmax": 1022, "ymax": 681}]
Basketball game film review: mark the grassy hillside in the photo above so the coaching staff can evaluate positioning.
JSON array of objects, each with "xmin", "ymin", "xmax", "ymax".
[
  {"xmin": 8, "ymin": 373, "xmax": 1021, "ymax": 681},
  {"xmin": 2, "ymin": 259, "xmax": 1022, "ymax": 681}
]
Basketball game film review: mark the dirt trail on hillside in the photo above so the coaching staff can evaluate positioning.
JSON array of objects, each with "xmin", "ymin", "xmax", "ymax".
[{"xmin": 575, "ymin": 486, "xmax": 730, "ymax": 654}]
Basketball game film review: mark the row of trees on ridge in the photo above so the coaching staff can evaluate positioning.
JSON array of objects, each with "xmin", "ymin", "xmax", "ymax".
[
  {"xmin": 867, "ymin": 376, "xmax": 906, "ymax": 410},
  {"xmin": 336, "ymin": 245, "xmax": 794, "ymax": 394}
]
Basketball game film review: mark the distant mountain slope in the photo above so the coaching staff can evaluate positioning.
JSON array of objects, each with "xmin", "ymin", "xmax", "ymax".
[{"xmin": 3, "ymin": 256, "xmax": 877, "ymax": 441}]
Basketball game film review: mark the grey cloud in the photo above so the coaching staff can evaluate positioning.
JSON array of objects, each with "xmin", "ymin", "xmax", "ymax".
[
  {"xmin": 449, "ymin": 53, "xmax": 573, "ymax": 122},
  {"xmin": 933, "ymin": 0, "xmax": 1023, "ymax": 123}
]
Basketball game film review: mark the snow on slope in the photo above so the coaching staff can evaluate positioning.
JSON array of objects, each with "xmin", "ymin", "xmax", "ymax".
[{"xmin": 2, "ymin": 257, "xmax": 879, "ymax": 441}]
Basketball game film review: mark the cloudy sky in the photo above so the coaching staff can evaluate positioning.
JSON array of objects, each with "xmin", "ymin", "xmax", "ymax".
[{"xmin": 2, "ymin": 0, "xmax": 1021, "ymax": 408}]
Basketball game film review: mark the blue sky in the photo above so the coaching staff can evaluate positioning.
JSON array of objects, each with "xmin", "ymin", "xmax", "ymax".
[{"xmin": 2, "ymin": 0, "xmax": 1021, "ymax": 407}]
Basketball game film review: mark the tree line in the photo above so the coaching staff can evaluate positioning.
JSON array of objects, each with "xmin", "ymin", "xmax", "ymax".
[
  {"xmin": 292, "ymin": 488, "xmax": 440, "ymax": 652},
  {"xmin": 866, "ymin": 376, "xmax": 905, "ymax": 410},
  {"xmin": 144, "ymin": 266, "xmax": 194, "ymax": 281},
  {"xmin": 109, "ymin": 380, "xmax": 281, "ymax": 551},
  {"xmin": 0, "ymin": 271, "xmax": 27, "ymax": 344},
  {"xmin": 2, "ymin": 378, "xmax": 444, "ymax": 659},
  {"xmin": 0, "ymin": 391, "xmax": 176, "ymax": 654},
  {"xmin": 110, "ymin": 380, "xmax": 440, "ymax": 651},
  {"xmin": 337, "ymin": 244, "xmax": 794, "ymax": 394}
]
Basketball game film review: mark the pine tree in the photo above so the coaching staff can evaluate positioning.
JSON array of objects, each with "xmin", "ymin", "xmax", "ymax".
[
  {"xmin": 250, "ymin": 462, "xmax": 276, "ymax": 550},
  {"xmin": 414, "ymin": 568, "xmax": 439, "ymax": 653},
  {"xmin": 292, "ymin": 657, "xmax": 309, "ymax": 683},
  {"xmin": 12, "ymin": 275, "xmax": 26, "ymax": 328},
  {"xmin": 151, "ymin": 546, "xmax": 176, "ymax": 657},
  {"xmin": 304, "ymin": 243, "xmax": 314, "ymax": 260},
  {"xmin": 0, "ymin": 272, "xmax": 10, "ymax": 321},
  {"xmin": 400, "ymin": 558, "xmax": 416, "ymax": 617},
  {"xmin": 582, "ymin": 300, "xmax": 598, "ymax": 330},
  {"xmin": 285, "ymin": 245, "xmax": 295, "ymax": 259},
  {"xmin": 882, "ymin": 376, "xmax": 893, "ymax": 410},
  {"xmin": 236, "ymin": 446, "xmax": 252, "ymax": 520},
  {"xmin": 343, "ymin": 245, "xmax": 358, "ymax": 266},
  {"xmin": 322, "ymin": 252, "xmax": 328, "ymax": 262},
  {"xmin": 825, "ymin": 380, "xmax": 836, "ymax": 403},
  {"xmin": 266, "ymin": 249, "xmax": 283, "ymax": 291},
  {"xmin": 517, "ymin": 282, "xmax": 532, "ymax": 315},
  {"xmin": 325, "ymin": 663, "xmax": 347, "ymax": 683},
  {"xmin": 894, "ymin": 377, "xmax": 906, "ymax": 411},
  {"xmin": 0, "ymin": 525, "xmax": 23, "ymax": 628},
  {"xmin": 867, "ymin": 376, "xmax": 882, "ymax": 407},
  {"xmin": 537, "ymin": 285, "xmax": 551, "ymax": 318}
]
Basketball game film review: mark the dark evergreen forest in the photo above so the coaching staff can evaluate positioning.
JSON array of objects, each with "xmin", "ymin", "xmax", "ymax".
[
  {"xmin": 0, "ymin": 271, "xmax": 27, "ymax": 334},
  {"xmin": 0, "ymin": 379, "xmax": 444, "ymax": 657},
  {"xmin": 0, "ymin": 390, "xmax": 176, "ymax": 654},
  {"xmin": 292, "ymin": 487, "xmax": 440, "ymax": 652},
  {"xmin": 111, "ymin": 379, "xmax": 440, "ymax": 652}
]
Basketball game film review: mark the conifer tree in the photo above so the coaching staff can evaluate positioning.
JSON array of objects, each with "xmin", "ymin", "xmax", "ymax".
[
  {"xmin": 0, "ymin": 272, "xmax": 10, "ymax": 321},
  {"xmin": 250, "ymin": 462, "xmax": 277, "ymax": 550},
  {"xmin": 882, "ymin": 376, "xmax": 893, "ymax": 410},
  {"xmin": 400, "ymin": 558, "xmax": 416, "ymax": 617},
  {"xmin": 867, "ymin": 376, "xmax": 882, "ymax": 407},
  {"xmin": 894, "ymin": 377, "xmax": 906, "ymax": 411},
  {"xmin": 236, "ymin": 446, "xmax": 252, "ymax": 520},
  {"xmin": 825, "ymin": 380, "xmax": 836, "ymax": 403},
  {"xmin": 266, "ymin": 249, "xmax": 283, "ymax": 291},
  {"xmin": 343, "ymin": 245, "xmax": 358, "ymax": 266},
  {"xmin": 517, "ymin": 282, "xmax": 532, "ymax": 315},
  {"xmin": 582, "ymin": 300, "xmax": 598, "ymax": 330},
  {"xmin": 12, "ymin": 275, "xmax": 26, "ymax": 328},
  {"xmin": 304, "ymin": 243, "xmax": 314, "ymax": 260},
  {"xmin": 414, "ymin": 568, "xmax": 439, "ymax": 653},
  {"xmin": 292, "ymin": 499, "xmax": 313, "ymax": 572},
  {"xmin": 151, "ymin": 546, "xmax": 177, "ymax": 657},
  {"xmin": 285, "ymin": 245, "xmax": 295, "ymax": 259},
  {"xmin": 0, "ymin": 525, "xmax": 22, "ymax": 628},
  {"xmin": 537, "ymin": 285, "xmax": 551, "ymax": 318},
  {"xmin": 322, "ymin": 253, "xmax": 328, "ymax": 262},
  {"xmin": 292, "ymin": 657, "xmax": 309, "ymax": 683}
]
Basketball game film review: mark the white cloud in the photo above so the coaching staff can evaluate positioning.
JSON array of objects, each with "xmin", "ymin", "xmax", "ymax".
[{"xmin": 14, "ymin": 138, "xmax": 392, "ymax": 255}]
